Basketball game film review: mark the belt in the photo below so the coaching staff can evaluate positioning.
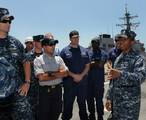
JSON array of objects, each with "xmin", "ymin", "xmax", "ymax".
[{"xmin": 39, "ymin": 84, "xmax": 61, "ymax": 93}]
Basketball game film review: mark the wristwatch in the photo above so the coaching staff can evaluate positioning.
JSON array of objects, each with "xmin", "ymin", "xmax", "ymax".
[{"xmin": 24, "ymin": 80, "xmax": 31, "ymax": 84}]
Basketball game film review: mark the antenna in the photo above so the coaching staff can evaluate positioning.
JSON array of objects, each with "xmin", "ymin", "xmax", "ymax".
[{"xmin": 116, "ymin": 4, "xmax": 140, "ymax": 32}]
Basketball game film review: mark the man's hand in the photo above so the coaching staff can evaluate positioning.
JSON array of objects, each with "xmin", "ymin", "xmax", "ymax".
[
  {"xmin": 107, "ymin": 68, "xmax": 121, "ymax": 80},
  {"xmin": 72, "ymin": 74, "xmax": 83, "ymax": 83},
  {"xmin": 105, "ymin": 100, "xmax": 112, "ymax": 111},
  {"xmin": 106, "ymin": 62, "xmax": 121, "ymax": 80},
  {"xmin": 18, "ymin": 83, "xmax": 30, "ymax": 96}
]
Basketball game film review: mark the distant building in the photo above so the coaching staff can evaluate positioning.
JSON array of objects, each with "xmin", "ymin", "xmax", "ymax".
[
  {"xmin": 133, "ymin": 40, "xmax": 145, "ymax": 53},
  {"xmin": 133, "ymin": 40, "xmax": 146, "ymax": 64},
  {"xmin": 99, "ymin": 34, "xmax": 115, "ymax": 52},
  {"xmin": 97, "ymin": 34, "xmax": 146, "ymax": 54}
]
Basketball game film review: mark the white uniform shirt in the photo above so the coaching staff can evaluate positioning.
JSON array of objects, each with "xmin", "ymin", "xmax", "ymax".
[{"xmin": 34, "ymin": 53, "xmax": 68, "ymax": 86}]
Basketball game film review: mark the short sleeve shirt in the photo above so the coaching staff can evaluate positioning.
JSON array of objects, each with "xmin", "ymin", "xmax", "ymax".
[
  {"xmin": 60, "ymin": 45, "xmax": 90, "ymax": 74},
  {"xmin": 34, "ymin": 53, "xmax": 68, "ymax": 86}
]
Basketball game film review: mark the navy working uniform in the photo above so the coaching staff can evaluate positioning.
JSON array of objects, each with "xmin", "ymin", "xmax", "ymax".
[
  {"xmin": 0, "ymin": 8, "xmax": 33, "ymax": 120},
  {"xmin": 0, "ymin": 36, "xmax": 33, "ymax": 120},
  {"xmin": 87, "ymin": 38, "xmax": 108, "ymax": 120},
  {"xmin": 61, "ymin": 45, "xmax": 90, "ymax": 120},
  {"xmin": 107, "ymin": 50, "xmax": 146, "ymax": 120},
  {"xmin": 106, "ymin": 39, "xmax": 121, "ymax": 120},
  {"xmin": 106, "ymin": 31, "xmax": 146, "ymax": 120},
  {"xmin": 25, "ymin": 48, "xmax": 43, "ymax": 120}
]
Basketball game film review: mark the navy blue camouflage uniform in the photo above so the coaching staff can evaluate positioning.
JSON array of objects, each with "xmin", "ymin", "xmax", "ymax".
[
  {"xmin": 106, "ymin": 49, "xmax": 146, "ymax": 120},
  {"xmin": 25, "ymin": 49, "xmax": 43, "ymax": 120},
  {"xmin": 0, "ymin": 36, "xmax": 34, "ymax": 120},
  {"xmin": 107, "ymin": 47, "xmax": 121, "ymax": 119}
]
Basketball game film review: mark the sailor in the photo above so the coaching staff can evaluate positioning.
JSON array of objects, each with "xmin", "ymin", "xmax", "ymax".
[
  {"xmin": 105, "ymin": 30, "xmax": 146, "ymax": 120},
  {"xmin": 34, "ymin": 38, "xmax": 68, "ymax": 120},
  {"xmin": 60, "ymin": 30, "xmax": 90, "ymax": 120},
  {"xmin": 0, "ymin": 7, "xmax": 33, "ymax": 120},
  {"xmin": 24, "ymin": 35, "xmax": 44, "ymax": 120},
  {"xmin": 87, "ymin": 37, "xmax": 108, "ymax": 120}
]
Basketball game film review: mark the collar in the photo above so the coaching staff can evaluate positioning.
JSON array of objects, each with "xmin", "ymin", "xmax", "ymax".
[{"xmin": 43, "ymin": 53, "xmax": 55, "ymax": 59}]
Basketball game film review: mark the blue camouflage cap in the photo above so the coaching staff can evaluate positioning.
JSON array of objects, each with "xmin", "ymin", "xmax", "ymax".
[
  {"xmin": 115, "ymin": 29, "xmax": 136, "ymax": 40},
  {"xmin": 0, "ymin": 7, "xmax": 14, "ymax": 21}
]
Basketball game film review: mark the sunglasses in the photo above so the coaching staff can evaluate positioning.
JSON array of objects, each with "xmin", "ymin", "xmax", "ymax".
[
  {"xmin": 46, "ymin": 43, "xmax": 56, "ymax": 46},
  {"xmin": 0, "ymin": 19, "xmax": 12, "ymax": 24}
]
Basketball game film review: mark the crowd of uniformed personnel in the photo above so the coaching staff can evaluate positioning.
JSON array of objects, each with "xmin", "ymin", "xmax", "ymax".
[{"xmin": 0, "ymin": 7, "xmax": 146, "ymax": 120}]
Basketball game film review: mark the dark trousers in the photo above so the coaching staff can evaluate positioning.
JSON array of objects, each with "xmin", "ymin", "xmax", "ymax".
[
  {"xmin": 62, "ymin": 83, "xmax": 88, "ymax": 120},
  {"xmin": 87, "ymin": 82, "xmax": 104, "ymax": 120},
  {"xmin": 39, "ymin": 85, "xmax": 62, "ymax": 120},
  {"xmin": 0, "ymin": 93, "xmax": 34, "ymax": 120},
  {"xmin": 28, "ymin": 81, "xmax": 39, "ymax": 120},
  {"xmin": 0, "ymin": 101, "xmax": 13, "ymax": 120}
]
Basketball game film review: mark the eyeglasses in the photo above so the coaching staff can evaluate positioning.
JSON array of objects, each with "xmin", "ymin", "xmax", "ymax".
[{"xmin": 0, "ymin": 19, "xmax": 12, "ymax": 24}]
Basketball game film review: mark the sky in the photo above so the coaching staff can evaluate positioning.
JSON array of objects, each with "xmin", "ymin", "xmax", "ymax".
[{"xmin": 1, "ymin": 0, "xmax": 146, "ymax": 49}]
